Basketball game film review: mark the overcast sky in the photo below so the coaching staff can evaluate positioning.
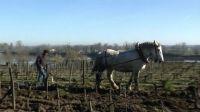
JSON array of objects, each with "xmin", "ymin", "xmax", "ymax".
[{"xmin": 0, "ymin": 0, "xmax": 200, "ymax": 45}]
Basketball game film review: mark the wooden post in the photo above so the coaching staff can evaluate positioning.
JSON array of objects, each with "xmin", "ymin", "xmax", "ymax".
[
  {"xmin": 124, "ymin": 88, "xmax": 128, "ymax": 112},
  {"xmin": 198, "ymin": 79, "xmax": 200, "ymax": 99},
  {"xmin": 84, "ymin": 88, "xmax": 87, "ymax": 102},
  {"xmin": 109, "ymin": 89, "xmax": 112, "ymax": 102},
  {"xmin": 19, "ymin": 63, "xmax": 22, "ymax": 79},
  {"xmin": 26, "ymin": 61, "xmax": 29, "ymax": 80},
  {"xmin": 9, "ymin": 66, "xmax": 16, "ymax": 110},
  {"xmin": 161, "ymin": 100, "xmax": 172, "ymax": 112},
  {"xmin": 149, "ymin": 72, "xmax": 153, "ymax": 81},
  {"xmin": 86, "ymin": 61, "xmax": 90, "ymax": 74},
  {"xmin": 16, "ymin": 64, "xmax": 18, "ymax": 79},
  {"xmin": 27, "ymin": 86, "xmax": 31, "ymax": 111},
  {"xmin": 82, "ymin": 60, "xmax": 85, "ymax": 86},
  {"xmin": 55, "ymin": 64, "xmax": 58, "ymax": 78},
  {"xmin": 45, "ymin": 64, "xmax": 48, "ymax": 99},
  {"xmin": 31, "ymin": 65, "xmax": 34, "ymax": 80},
  {"xmin": 194, "ymin": 80, "xmax": 200, "ymax": 109},
  {"xmin": 89, "ymin": 100, "xmax": 94, "ymax": 112},
  {"xmin": 172, "ymin": 73, "xmax": 178, "ymax": 80},
  {"xmin": 59, "ymin": 63, "xmax": 61, "ymax": 77},
  {"xmin": 109, "ymin": 89, "xmax": 114, "ymax": 112},
  {"xmin": 69, "ymin": 62, "xmax": 73, "ymax": 84},
  {"xmin": 144, "ymin": 75, "xmax": 148, "ymax": 83},
  {"xmin": 95, "ymin": 80, "xmax": 99, "ymax": 93},
  {"xmin": 194, "ymin": 88, "xmax": 200, "ymax": 108},
  {"xmin": 57, "ymin": 85, "xmax": 61, "ymax": 112},
  {"xmin": 17, "ymin": 82, "xmax": 20, "ymax": 91},
  {"xmin": 0, "ymin": 71, "xmax": 2, "ymax": 98},
  {"xmin": 161, "ymin": 62, "xmax": 164, "ymax": 80},
  {"xmin": 153, "ymin": 83, "xmax": 158, "ymax": 96},
  {"xmin": 0, "ymin": 80, "xmax": 1, "ymax": 98}
]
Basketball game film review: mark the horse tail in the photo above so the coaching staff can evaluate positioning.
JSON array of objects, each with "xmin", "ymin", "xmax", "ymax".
[
  {"xmin": 91, "ymin": 54, "xmax": 105, "ymax": 87},
  {"xmin": 91, "ymin": 57, "xmax": 97, "ymax": 74},
  {"xmin": 90, "ymin": 54, "xmax": 100, "ymax": 77}
]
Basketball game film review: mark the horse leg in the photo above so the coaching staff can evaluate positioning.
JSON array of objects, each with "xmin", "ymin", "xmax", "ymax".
[
  {"xmin": 96, "ymin": 72, "xmax": 103, "ymax": 89},
  {"xmin": 107, "ymin": 69, "xmax": 119, "ymax": 90},
  {"xmin": 134, "ymin": 70, "xmax": 140, "ymax": 91},
  {"xmin": 127, "ymin": 70, "xmax": 139, "ymax": 91},
  {"xmin": 127, "ymin": 71, "xmax": 135, "ymax": 91},
  {"xmin": 127, "ymin": 73, "xmax": 133, "ymax": 91}
]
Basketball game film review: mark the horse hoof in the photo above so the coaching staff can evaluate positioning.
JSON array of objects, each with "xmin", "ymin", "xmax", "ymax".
[
  {"xmin": 96, "ymin": 85, "xmax": 102, "ymax": 90},
  {"xmin": 134, "ymin": 87, "xmax": 139, "ymax": 91},
  {"xmin": 128, "ymin": 87, "xmax": 132, "ymax": 91},
  {"xmin": 114, "ymin": 86, "xmax": 119, "ymax": 90}
]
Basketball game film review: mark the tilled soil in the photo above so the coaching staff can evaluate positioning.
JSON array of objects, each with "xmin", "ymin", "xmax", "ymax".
[{"xmin": 0, "ymin": 84, "xmax": 200, "ymax": 112}]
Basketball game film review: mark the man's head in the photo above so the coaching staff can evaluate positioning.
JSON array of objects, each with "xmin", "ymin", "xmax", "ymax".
[{"xmin": 42, "ymin": 49, "xmax": 49, "ymax": 56}]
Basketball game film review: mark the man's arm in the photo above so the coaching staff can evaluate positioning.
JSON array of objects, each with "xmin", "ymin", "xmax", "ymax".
[{"xmin": 36, "ymin": 56, "xmax": 44, "ymax": 70}]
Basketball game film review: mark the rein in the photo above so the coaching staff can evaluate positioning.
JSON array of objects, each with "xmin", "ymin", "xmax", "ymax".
[
  {"xmin": 135, "ymin": 43, "xmax": 149, "ymax": 63},
  {"xmin": 110, "ymin": 57, "xmax": 142, "ymax": 67}
]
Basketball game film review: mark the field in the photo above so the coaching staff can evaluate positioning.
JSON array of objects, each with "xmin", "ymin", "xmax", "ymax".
[{"xmin": 0, "ymin": 60, "xmax": 200, "ymax": 112}]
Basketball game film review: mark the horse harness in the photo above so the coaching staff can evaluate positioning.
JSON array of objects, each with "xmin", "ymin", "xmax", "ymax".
[
  {"xmin": 103, "ymin": 43, "xmax": 158, "ymax": 67},
  {"xmin": 135, "ymin": 43, "xmax": 149, "ymax": 63}
]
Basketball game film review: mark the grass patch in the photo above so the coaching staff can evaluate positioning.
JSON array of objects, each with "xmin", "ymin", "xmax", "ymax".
[{"xmin": 162, "ymin": 80, "xmax": 175, "ymax": 92}]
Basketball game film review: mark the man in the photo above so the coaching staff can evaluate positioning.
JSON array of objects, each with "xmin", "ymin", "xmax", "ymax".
[{"xmin": 35, "ymin": 50, "xmax": 49, "ymax": 87}]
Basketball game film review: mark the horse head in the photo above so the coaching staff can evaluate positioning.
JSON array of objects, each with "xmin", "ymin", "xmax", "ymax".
[
  {"xmin": 137, "ymin": 41, "xmax": 164, "ymax": 63},
  {"xmin": 153, "ymin": 40, "xmax": 164, "ymax": 63}
]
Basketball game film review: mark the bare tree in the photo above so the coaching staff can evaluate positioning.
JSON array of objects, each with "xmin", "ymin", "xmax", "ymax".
[{"xmin": 15, "ymin": 41, "xmax": 29, "ymax": 63}]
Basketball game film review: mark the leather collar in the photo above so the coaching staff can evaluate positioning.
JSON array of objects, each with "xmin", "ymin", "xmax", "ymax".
[{"xmin": 135, "ymin": 43, "xmax": 149, "ymax": 63}]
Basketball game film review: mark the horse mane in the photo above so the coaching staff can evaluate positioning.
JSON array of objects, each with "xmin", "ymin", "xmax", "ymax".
[{"xmin": 139, "ymin": 42, "xmax": 160, "ymax": 48}]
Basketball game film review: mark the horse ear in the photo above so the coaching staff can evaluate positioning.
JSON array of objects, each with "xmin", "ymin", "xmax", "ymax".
[
  {"xmin": 154, "ymin": 40, "xmax": 159, "ymax": 46},
  {"xmin": 135, "ymin": 42, "xmax": 140, "ymax": 49}
]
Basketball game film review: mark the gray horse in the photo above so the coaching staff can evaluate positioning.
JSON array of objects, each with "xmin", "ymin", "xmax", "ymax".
[{"xmin": 92, "ymin": 41, "xmax": 164, "ymax": 91}]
